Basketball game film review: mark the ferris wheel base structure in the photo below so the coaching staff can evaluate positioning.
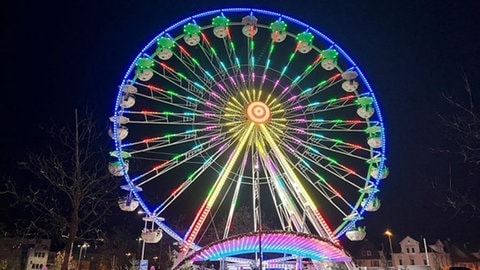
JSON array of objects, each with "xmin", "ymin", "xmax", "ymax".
[{"xmin": 175, "ymin": 231, "xmax": 351, "ymax": 269}]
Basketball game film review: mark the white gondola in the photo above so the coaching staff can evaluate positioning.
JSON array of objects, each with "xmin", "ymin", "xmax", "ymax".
[
  {"xmin": 212, "ymin": 16, "xmax": 229, "ymax": 38},
  {"xmin": 320, "ymin": 49, "xmax": 338, "ymax": 70},
  {"xmin": 157, "ymin": 48, "xmax": 173, "ymax": 60},
  {"xmin": 156, "ymin": 37, "xmax": 175, "ymax": 60},
  {"xmin": 122, "ymin": 84, "xmax": 138, "ymax": 94},
  {"xmin": 136, "ymin": 69, "xmax": 154, "ymax": 81},
  {"xmin": 367, "ymin": 136, "xmax": 382, "ymax": 148},
  {"xmin": 342, "ymin": 80, "xmax": 359, "ymax": 92},
  {"xmin": 270, "ymin": 20, "xmax": 287, "ymax": 43},
  {"xmin": 118, "ymin": 197, "xmax": 139, "ymax": 212},
  {"xmin": 321, "ymin": 59, "xmax": 336, "ymax": 70},
  {"xmin": 272, "ymin": 31, "xmax": 287, "ymax": 43},
  {"xmin": 184, "ymin": 34, "xmax": 200, "ymax": 46},
  {"xmin": 346, "ymin": 227, "xmax": 366, "ymax": 241},
  {"xmin": 341, "ymin": 70, "xmax": 359, "ymax": 91},
  {"xmin": 241, "ymin": 15, "xmax": 258, "ymax": 37},
  {"xmin": 108, "ymin": 126, "xmax": 128, "ymax": 140},
  {"xmin": 370, "ymin": 165, "xmax": 389, "ymax": 180},
  {"xmin": 342, "ymin": 70, "xmax": 358, "ymax": 81},
  {"xmin": 183, "ymin": 23, "xmax": 201, "ymax": 46},
  {"xmin": 213, "ymin": 26, "xmax": 227, "ymax": 38},
  {"xmin": 109, "ymin": 115, "xmax": 130, "ymax": 125},
  {"xmin": 120, "ymin": 94, "xmax": 135, "ymax": 109},
  {"xmin": 361, "ymin": 197, "xmax": 381, "ymax": 212},
  {"xmin": 108, "ymin": 161, "xmax": 129, "ymax": 177},
  {"xmin": 357, "ymin": 107, "xmax": 375, "ymax": 119},
  {"xmin": 141, "ymin": 216, "xmax": 165, "ymax": 243},
  {"xmin": 297, "ymin": 43, "xmax": 312, "ymax": 54},
  {"xmin": 343, "ymin": 212, "xmax": 360, "ymax": 221},
  {"xmin": 141, "ymin": 229, "xmax": 163, "ymax": 243}
]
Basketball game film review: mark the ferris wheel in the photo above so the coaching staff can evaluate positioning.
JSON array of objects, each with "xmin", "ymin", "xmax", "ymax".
[{"xmin": 109, "ymin": 7, "xmax": 388, "ymax": 260}]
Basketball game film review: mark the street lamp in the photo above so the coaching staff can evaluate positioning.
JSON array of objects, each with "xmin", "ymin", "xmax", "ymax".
[
  {"xmin": 77, "ymin": 242, "xmax": 90, "ymax": 270},
  {"xmin": 385, "ymin": 229, "xmax": 393, "ymax": 254}
]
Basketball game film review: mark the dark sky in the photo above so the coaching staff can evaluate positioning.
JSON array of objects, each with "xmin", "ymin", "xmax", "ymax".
[{"xmin": 2, "ymin": 0, "xmax": 480, "ymax": 246}]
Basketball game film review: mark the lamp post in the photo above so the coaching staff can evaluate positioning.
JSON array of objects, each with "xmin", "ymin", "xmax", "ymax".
[
  {"xmin": 385, "ymin": 230, "xmax": 393, "ymax": 254},
  {"xmin": 77, "ymin": 242, "xmax": 90, "ymax": 270},
  {"xmin": 384, "ymin": 229, "xmax": 393, "ymax": 267}
]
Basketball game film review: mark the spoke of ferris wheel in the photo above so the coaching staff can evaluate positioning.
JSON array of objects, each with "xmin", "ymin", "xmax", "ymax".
[
  {"xmin": 132, "ymin": 81, "xmax": 226, "ymax": 115},
  {"xmin": 120, "ymin": 124, "xmax": 221, "ymax": 149},
  {"xmin": 259, "ymin": 124, "xmax": 336, "ymax": 241},
  {"xmin": 196, "ymin": 32, "xmax": 245, "ymax": 96},
  {"xmin": 124, "ymin": 128, "xmax": 223, "ymax": 155},
  {"xmin": 291, "ymin": 155, "xmax": 354, "ymax": 219},
  {"xmin": 181, "ymin": 122, "xmax": 255, "ymax": 252},
  {"xmin": 273, "ymin": 139, "xmax": 370, "ymax": 218},
  {"xmin": 284, "ymin": 127, "xmax": 374, "ymax": 161},
  {"xmin": 269, "ymin": 46, "xmax": 298, "ymax": 95},
  {"xmin": 261, "ymin": 159, "xmax": 291, "ymax": 231},
  {"xmin": 296, "ymin": 72, "xmax": 346, "ymax": 103},
  {"xmin": 148, "ymin": 61, "xmax": 228, "ymax": 110},
  {"xmin": 258, "ymin": 145, "xmax": 311, "ymax": 233},
  {"xmin": 288, "ymin": 119, "xmax": 379, "ymax": 133},
  {"xmin": 223, "ymin": 141, "xmax": 251, "ymax": 239},
  {"xmin": 257, "ymin": 40, "xmax": 276, "ymax": 92},
  {"xmin": 274, "ymin": 54, "xmax": 326, "ymax": 103},
  {"xmin": 260, "ymin": 146, "xmax": 332, "ymax": 228},
  {"xmin": 152, "ymin": 135, "xmax": 236, "ymax": 215},
  {"xmin": 246, "ymin": 35, "xmax": 255, "ymax": 90},
  {"xmin": 130, "ymin": 134, "xmax": 233, "ymax": 187},
  {"xmin": 277, "ymin": 134, "xmax": 362, "ymax": 213},
  {"xmin": 283, "ymin": 94, "xmax": 359, "ymax": 119},
  {"xmin": 133, "ymin": 131, "xmax": 236, "ymax": 187},
  {"xmin": 173, "ymin": 42, "xmax": 241, "ymax": 101},
  {"xmin": 275, "ymin": 133, "xmax": 367, "ymax": 190},
  {"xmin": 222, "ymin": 28, "xmax": 248, "ymax": 90},
  {"xmin": 123, "ymin": 111, "xmax": 225, "ymax": 124}
]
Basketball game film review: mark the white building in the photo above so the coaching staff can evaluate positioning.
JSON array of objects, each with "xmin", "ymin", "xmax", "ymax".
[
  {"xmin": 0, "ymin": 237, "xmax": 51, "ymax": 270},
  {"xmin": 391, "ymin": 236, "xmax": 450, "ymax": 270},
  {"xmin": 25, "ymin": 239, "xmax": 50, "ymax": 270}
]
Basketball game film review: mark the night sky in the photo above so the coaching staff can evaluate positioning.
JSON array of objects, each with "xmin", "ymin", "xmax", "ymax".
[{"xmin": 2, "ymin": 0, "xmax": 480, "ymax": 247}]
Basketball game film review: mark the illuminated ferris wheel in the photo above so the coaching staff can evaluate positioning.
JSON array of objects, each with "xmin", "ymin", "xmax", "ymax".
[{"xmin": 109, "ymin": 7, "xmax": 388, "ymax": 264}]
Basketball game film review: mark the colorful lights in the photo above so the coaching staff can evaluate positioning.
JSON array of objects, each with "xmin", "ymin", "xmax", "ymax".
[
  {"xmin": 112, "ymin": 8, "xmax": 387, "ymax": 267},
  {"xmin": 187, "ymin": 231, "xmax": 350, "ymax": 262}
]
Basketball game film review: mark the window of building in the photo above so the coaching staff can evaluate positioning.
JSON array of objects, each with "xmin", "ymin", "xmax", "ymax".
[
  {"xmin": 399, "ymin": 259, "xmax": 403, "ymax": 265},
  {"xmin": 406, "ymin": 248, "xmax": 410, "ymax": 253},
  {"xmin": 367, "ymin": 250, "xmax": 372, "ymax": 256},
  {"xmin": 410, "ymin": 259, "xmax": 415, "ymax": 265},
  {"xmin": 424, "ymin": 259, "xmax": 427, "ymax": 265},
  {"xmin": 412, "ymin": 248, "xmax": 415, "ymax": 253},
  {"xmin": 373, "ymin": 261, "xmax": 380, "ymax": 267}
]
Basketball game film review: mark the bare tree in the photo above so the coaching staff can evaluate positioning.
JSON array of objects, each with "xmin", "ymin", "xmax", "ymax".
[
  {"xmin": 4, "ymin": 109, "xmax": 119, "ymax": 270},
  {"xmin": 434, "ymin": 74, "xmax": 480, "ymax": 218}
]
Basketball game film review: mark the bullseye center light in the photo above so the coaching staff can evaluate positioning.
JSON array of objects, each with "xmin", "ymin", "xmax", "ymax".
[{"xmin": 246, "ymin": 101, "xmax": 271, "ymax": 124}]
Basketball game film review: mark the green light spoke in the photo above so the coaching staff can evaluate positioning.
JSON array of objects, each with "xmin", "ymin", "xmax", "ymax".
[
  {"xmin": 135, "ymin": 131, "xmax": 237, "ymax": 187},
  {"xmin": 283, "ymin": 94, "xmax": 359, "ymax": 119},
  {"xmin": 297, "ymin": 72, "xmax": 344, "ymax": 102},
  {"xmin": 154, "ymin": 136, "xmax": 236, "ymax": 215},
  {"xmin": 279, "ymin": 133, "xmax": 368, "ymax": 187},
  {"xmin": 196, "ymin": 34, "xmax": 245, "ymax": 96},
  {"xmin": 276, "ymin": 54, "xmax": 325, "ymax": 102},
  {"xmin": 258, "ymin": 41, "xmax": 276, "ymax": 92}
]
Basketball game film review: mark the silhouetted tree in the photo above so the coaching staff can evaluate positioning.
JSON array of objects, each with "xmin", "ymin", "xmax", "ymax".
[
  {"xmin": 3, "ymin": 109, "xmax": 119, "ymax": 270},
  {"xmin": 433, "ymin": 75, "xmax": 480, "ymax": 218}
]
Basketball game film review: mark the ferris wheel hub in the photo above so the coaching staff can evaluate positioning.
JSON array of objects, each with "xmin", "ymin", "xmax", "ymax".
[{"xmin": 246, "ymin": 101, "xmax": 271, "ymax": 124}]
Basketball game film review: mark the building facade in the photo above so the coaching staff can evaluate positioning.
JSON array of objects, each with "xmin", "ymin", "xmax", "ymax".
[{"xmin": 0, "ymin": 237, "xmax": 51, "ymax": 270}]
